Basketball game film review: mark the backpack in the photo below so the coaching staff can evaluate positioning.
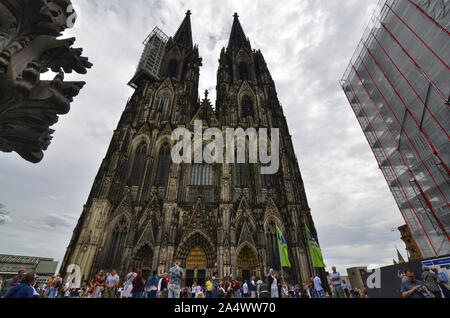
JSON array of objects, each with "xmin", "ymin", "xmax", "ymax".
[{"xmin": 53, "ymin": 278, "xmax": 62, "ymax": 288}]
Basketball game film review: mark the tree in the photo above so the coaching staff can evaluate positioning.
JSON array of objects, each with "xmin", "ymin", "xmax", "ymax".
[{"xmin": 0, "ymin": 204, "xmax": 9, "ymax": 225}]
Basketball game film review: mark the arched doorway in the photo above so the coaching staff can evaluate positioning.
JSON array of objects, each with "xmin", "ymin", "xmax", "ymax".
[
  {"xmin": 133, "ymin": 245, "xmax": 153, "ymax": 279},
  {"xmin": 185, "ymin": 246, "xmax": 207, "ymax": 287},
  {"xmin": 175, "ymin": 231, "xmax": 216, "ymax": 286},
  {"xmin": 237, "ymin": 244, "xmax": 258, "ymax": 282}
]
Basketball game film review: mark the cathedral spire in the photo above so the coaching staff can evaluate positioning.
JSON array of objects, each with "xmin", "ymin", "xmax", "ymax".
[
  {"xmin": 227, "ymin": 12, "xmax": 251, "ymax": 52},
  {"xmin": 173, "ymin": 10, "xmax": 193, "ymax": 50}
]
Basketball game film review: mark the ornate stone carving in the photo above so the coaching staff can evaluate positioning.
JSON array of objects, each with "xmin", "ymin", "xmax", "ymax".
[{"xmin": 0, "ymin": 0, "xmax": 92, "ymax": 163}]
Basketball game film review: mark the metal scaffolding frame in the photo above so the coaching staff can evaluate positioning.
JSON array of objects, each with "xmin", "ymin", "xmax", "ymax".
[
  {"xmin": 341, "ymin": 0, "xmax": 450, "ymax": 259},
  {"xmin": 128, "ymin": 26, "xmax": 169, "ymax": 88}
]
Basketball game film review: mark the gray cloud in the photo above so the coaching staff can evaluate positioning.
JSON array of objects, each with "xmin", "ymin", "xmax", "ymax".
[{"xmin": 0, "ymin": 0, "xmax": 406, "ymax": 274}]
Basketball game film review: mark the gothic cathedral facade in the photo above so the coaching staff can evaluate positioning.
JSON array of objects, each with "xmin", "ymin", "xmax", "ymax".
[{"xmin": 61, "ymin": 11, "xmax": 323, "ymax": 286}]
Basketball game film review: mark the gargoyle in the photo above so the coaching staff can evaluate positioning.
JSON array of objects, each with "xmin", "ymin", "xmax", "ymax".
[{"xmin": 0, "ymin": 0, "xmax": 92, "ymax": 163}]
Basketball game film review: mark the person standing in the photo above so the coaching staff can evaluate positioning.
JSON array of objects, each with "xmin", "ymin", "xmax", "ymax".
[
  {"xmin": 277, "ymin": 277, "xmax": 282, "ymax": 299},
  {"xmin": 104, "ymin": 269, "xmax": 120, "ymax": 298},
  {"xmin": 158, "ymin": 273, "xmax": 168, "ymax": 298},
  {"xmin": 329, "ymin": 267, "xmax": 345, "ymax": 298},
  {"xmin": 218, "ymin": 283, "xmax": 226, "ymax": 298},
  {"xmin": 256, "ymin": 277, "xmax": 263, "ymax": 298},
  {"xmin": 401, "ymin": 269, "xmax": 434, "ymax": 298},
  {"xmin": 233, "ymin": 279, "xmax": 241, "ymax": 298},
  {"xmin": 281, "ymin": 283, "xmax": 289, "ymax": 298},
  {"xmin": 313, "ymin": 275, "xmax": 326, "ymax": 298},
  {"xmin": 242, "ymin": 280, "xmax": 249, "ymax": 298},
  {"xmin": 294, "ymin": 284, "xmax": 300, "ymax": 298},
  {"xmin": 49, "ymin": 273, "xmax": 63, "ymax": 298},
  {"xmin": 11, "ymin": 268, "xmax": 25, "ymax": 287},
  {"xmin": 432, "ymin": 267, "xmax": 449, "ymax": 298},
  {"xmin": 211, "ymin": 272, "xmax": 220, "ymax": 298},
  {"xmin": 342, "ymin": 280, "xmax": 350, "ymax": 298},
  {"xmin": 195, "ymin": 282, "xmax": 203, "ymax": 298},
  {"xmin": 168, "ymin": 261, "xmax": 184, "ymax": 298},
  {"xmin": 226, "ymin": 280, "xmax": 233, "ymax": 298},
  {"xmin": 87, "ymin": 270, "xmax": 105, "ymax": 298},
  {"xmin": 268, "ymin": 271, "xmax": 279, "ymax": 298},
  {"xmin": 145, "ymin": 271, "xmax": 159, "ymax": 299},
  {"xmin": 5, "ymin": 272, "xmax": 36, "ymax": 298},
  {"xmin": 123, "ymin": 268, "xmax": 137, "ymax": 298},
  {"xmin": 249, "ymin": 276, "xmax": 256, "ymax": 298},
  {"xmin": 132, "ymin": 270, "xmax": 145, "ymax": 298},
  {"xmin": 43, "ymin": 277, "xmax": 53, "ymax": 298},
  {"xmin": 205, "ymin": 278, "xmax": 213, "ymax": 298},
  {"xmin": 421, "ymin": 266, "xmax": 441, "ymax": 298}
]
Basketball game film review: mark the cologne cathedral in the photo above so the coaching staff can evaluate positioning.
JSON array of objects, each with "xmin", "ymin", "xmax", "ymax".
[{"xmin": 61, "ymin": 11, "xmax": 324, "ymax": 286}]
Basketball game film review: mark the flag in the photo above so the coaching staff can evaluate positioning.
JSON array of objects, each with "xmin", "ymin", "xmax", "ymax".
[
  {"xmin": 397, "ymin": 249, "xmax": 405, "ymax": 264},
  {"xmin": 305, "ymin": 225, "xmax": 326, "ymax": 268},
  {"xmin": 276, "ymin": 225, "xmax": 291, "ymax": 268}
]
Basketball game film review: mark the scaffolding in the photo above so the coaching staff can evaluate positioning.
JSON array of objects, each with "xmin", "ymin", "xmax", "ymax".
[
  {"xmin": 340, "ymin": 0, "xmax": 450, "ymax": 259},
  {"xmin": 128, "ymin": 27, "xmax": 169, "ymax": 89}
]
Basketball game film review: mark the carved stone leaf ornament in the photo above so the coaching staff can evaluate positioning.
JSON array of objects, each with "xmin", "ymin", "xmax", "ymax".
[{"xmin": 0, "ymin": 0, "xmax": 92, "ymax": 163}]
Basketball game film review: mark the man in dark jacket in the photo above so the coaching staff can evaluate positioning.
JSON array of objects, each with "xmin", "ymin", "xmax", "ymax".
[{"xmin": 5, "ymin": 272, "xmax": 36, "ymax": 298}]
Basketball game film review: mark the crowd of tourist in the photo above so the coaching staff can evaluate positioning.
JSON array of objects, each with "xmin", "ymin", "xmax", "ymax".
[
  {"xmin": 1, "ymin": 263, "xmax": 447, "ymax": 299},
  {"xmin": 0, "ymin": 263, "xmax": 367, "ymax": 299}
]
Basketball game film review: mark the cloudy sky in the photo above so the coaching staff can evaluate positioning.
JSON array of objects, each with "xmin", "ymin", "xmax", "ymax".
[{"xmin": 0, "ymin": 0, "xmax": 407, "ymax": 274}]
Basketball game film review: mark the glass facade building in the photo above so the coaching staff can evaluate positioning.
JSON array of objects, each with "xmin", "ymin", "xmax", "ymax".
[{"xmin": 341, "ymin": 0, "xmax": 449, "ymax": 258}]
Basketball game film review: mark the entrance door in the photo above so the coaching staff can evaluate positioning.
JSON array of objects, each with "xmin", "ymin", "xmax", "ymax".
[
  {"xmin": 186, "ymin": 269, "xmax": 195, "ymax": 287},
  {"xmin": 185, "ymin": 246, "xmax": 207, "ymax": 286},
  {"xmin": 197, "ymin": 270, "xmax": 206, "ymax": 286},
  {"xmin": 237, "ymin": 245, "xmax": 258, "ymax": 281},
  {"xmin": 242, "ymin": 270, "xmax": 250, "ymax": 282}
]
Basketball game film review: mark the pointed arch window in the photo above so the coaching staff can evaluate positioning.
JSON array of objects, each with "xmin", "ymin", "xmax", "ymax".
[
  {"xmin": 239, "ymin": 62, "xmax": 249, "ymax": 81},
  {"xmin": 234, "ymin": 163, "xmax": 248, "ymax": 187},
  {"xmin": 155, "ymin": 144, "xmax": 171, "ymax": 187},
  {"xmin": 168, "ymin": 59, "xmax": 178, "ymax": 78},
  {"xmin": 156, "ymin": 93, "xmax": 171, "ymax": 121},
  {"xmin": 265, "ymin": 221, "xmax": 281, "ymax": 270},
  {"xmin": 107, "ymin": 217, "xmax": 129, "ymax": 270},
  {"xmin": 190, "ymin": 164, "xmax": 213, "ymax": 186},
  {"xmin": 241, "ymin": 95, "xmax": 253, "ymax": 122},
  {"xmin": 130, "ymin": 142, "xmax": 147, "ymax": 187}
]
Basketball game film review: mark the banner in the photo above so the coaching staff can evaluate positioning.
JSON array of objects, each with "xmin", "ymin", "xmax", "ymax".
[
  {"xmin": 305, "ymin": 225, "xmax": 326, "ymax": 268},
  {"xmin": 276, "ymin": 225, "xmax": 291, "ymax": 268}
]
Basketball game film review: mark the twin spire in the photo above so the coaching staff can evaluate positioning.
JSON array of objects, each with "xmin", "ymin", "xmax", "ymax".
[
  {"xmin": 228, "ymin": 12, "xmax": 252, "ymax": 51},
  {"xmin": 173, "ymin": 10, "xmax": 193, "ymax": 49},
  {"xmin": 172, "ymin": 10, "xmax": 251, "ymax": 51}
]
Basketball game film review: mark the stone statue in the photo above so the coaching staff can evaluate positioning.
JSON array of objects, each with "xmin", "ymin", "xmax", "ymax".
[{"xmin": 0, "ymin": 0, "xmax": 92, "ymax": 163}]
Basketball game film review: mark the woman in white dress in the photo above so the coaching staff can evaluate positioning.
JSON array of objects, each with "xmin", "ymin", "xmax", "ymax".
[
  {"xmin": 269, "ymin": 272, "xmax": 279, "ymax": 298},
  {"xmin": 122, "ymin": 268, "xmax": 137, "ymax": 298}
]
